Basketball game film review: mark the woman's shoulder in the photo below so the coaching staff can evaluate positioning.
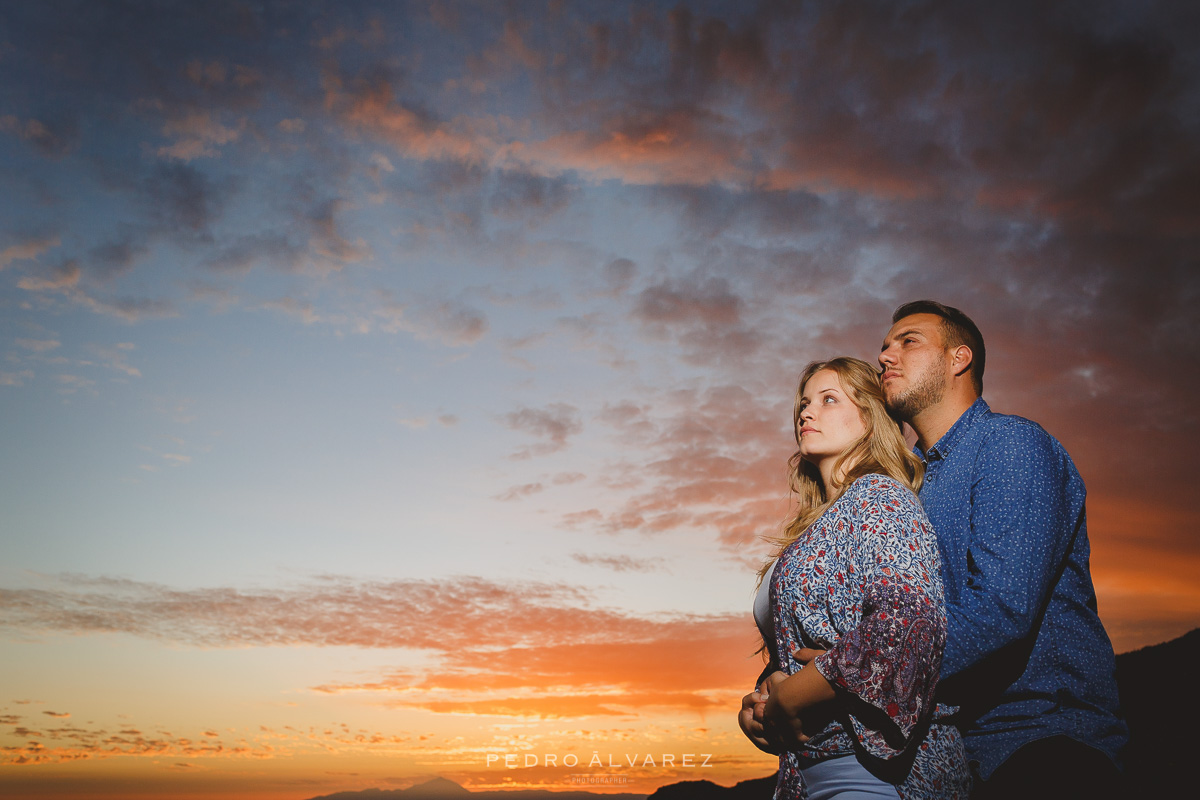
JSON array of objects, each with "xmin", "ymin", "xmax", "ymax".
[
  {"xmin": 843, "ymin": 473, "xmax": 920, "ymax": 508},
  {"xmin": 841, "ymin": 474, "xmax": 932, "ymax": 539}
]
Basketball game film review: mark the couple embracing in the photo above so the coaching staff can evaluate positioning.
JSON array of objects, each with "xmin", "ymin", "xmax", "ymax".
[{"xmin": 738, "ymin": 301, "xmax": 1128, "ymax": 799}]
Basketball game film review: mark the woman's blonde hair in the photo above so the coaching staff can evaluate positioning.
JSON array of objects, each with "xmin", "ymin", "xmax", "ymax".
[{"xmin": 761, "ymin": 356, "xmax": 924, "ymax": 577}]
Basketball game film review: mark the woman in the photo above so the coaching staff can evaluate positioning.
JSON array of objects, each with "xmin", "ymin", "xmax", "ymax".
[{"xmin": 738, "ymin": 357, "xmax": 969, "ymax": 799}]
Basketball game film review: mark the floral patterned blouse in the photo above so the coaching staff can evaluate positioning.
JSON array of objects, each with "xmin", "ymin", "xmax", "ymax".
[{"xmin": 764, "ymin": 474, "xmax": 970, "ymax": 799}]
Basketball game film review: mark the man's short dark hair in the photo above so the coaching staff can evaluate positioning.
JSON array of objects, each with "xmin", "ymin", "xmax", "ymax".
[{"xmin": 892, "ymin": 300, "xmax": 986, "ymax": 394}]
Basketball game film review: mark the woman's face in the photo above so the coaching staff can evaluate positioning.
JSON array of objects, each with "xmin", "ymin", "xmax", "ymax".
[{"xmin": 797, "ymin": 369, "xmax": 868, "ymax": 468}]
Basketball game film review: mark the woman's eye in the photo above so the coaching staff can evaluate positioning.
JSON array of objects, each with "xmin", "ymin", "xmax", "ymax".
[{"xmin": 823, "ymin": 395, "xmax": 836, "ymax": 403}]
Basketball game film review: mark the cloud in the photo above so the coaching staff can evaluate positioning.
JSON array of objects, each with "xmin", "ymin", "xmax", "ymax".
[
  {"xmin": 0, "ymin": 573, "xmax": 763, "ymax": 720},
  {"xmin": 511, "ymin": 107, "xmax": 751, "ymax": 188},
  {"xmin": 325, "ymin": 70, "xmax": 493, "ymax": 163},
  {"xmin": 312, "ymin": 612, "xmax": 756, "ymax": 718},
  {"xmin": 0, "ymin": 370, "xmax": 35, "ymax": 387},
  {"xmin": 74, "ymin": 293, "xmax": 177, "ymax": 323},
  {"xmin": 15, "ymin": 264, "xmax": 173, "ymax": 324},
  {"xmin": 584, "ymin": 384, "xmax": 793, "ymax": 546},
  {"xmin": 142, "ymin": 162, "xmax": 234, "ymax": 241},
  {"xmin": 201, "ymin": 232, "xmax": 302, "ymax": 274},
  {"xmin": 85, "ymin": 343, "xmax": 141, "ymax": 378},
  {"xmin": 0, "ymin": 235, "xmax": 60, "ymax": 269},
  {"xmin": 0, "ymin": 574, "xmax": 640, "ymax": 651},
  {"xmin": 157, "ymin": 111, "xmax": 244, "ymax": 161},
  {"xmin": 16, "ymin": 261, "xmax": 81, "ymax": 292},
  {"xmin": 569, "ymin": 554, "xmax": 663, "ymax": 573},
  {"xmin": 494, "ymin": 483, "xmax": 545, "ymax": 502},
  {"xmin": 501, "ymin": 403, "xmax": 583, "ymax": 458},
  {"xmin": 87, "ymin": 235, "xmax": 148, "ymax": 280},
  {"xmin": 0, "ymin": 714, "xmax": 308, "ymax": 766},
  {"xmin": 630, "ymin": 274, "xmax": 763, "ymax": 368},
  {"xmin": 262, "ymin": 296, "xmax": 324, "ymax": 326},
  {"xmin": 54, "ymin": 374, "xmax": 96, "ymax": 394},
  {"xmin": 488, "ymin": 169, "xmax": 577, "ymax": 221},
  {"xmin": 375, "ymin": 292, "xmax": 489, "ymax": 347},
  {"xmin": 633, "ymin": 275, "xmax": 741, "ymax": 327},
  {"xmin": 0, "ymin": 114, "xmax": 78, "ymax": 158},
  {"xmin": 303, "ymin": 198, "xmax": 371, "ymax": 266},
  {"xmin": 14, "ymin": 339, "xmax": 60, "ymax": 353},
  {"xmin": 600, "ymin": 258, "xmax": 637, "ymax": 296}
]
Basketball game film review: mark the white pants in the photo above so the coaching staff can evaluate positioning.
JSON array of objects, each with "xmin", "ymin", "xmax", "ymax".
[{"xmin": 799, "ymin": 756, "xmax": 902, "ymax": 800}]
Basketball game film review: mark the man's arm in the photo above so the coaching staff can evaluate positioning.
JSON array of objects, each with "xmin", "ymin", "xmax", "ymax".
[{"xmin": 942, "ymin": 421, "xmax": 1083, "ymax": 677}]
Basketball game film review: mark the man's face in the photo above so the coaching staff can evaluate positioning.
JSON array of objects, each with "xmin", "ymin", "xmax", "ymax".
[{"xmin": 879, "ymin": 313, "xmax": 950, "ymax": 420}]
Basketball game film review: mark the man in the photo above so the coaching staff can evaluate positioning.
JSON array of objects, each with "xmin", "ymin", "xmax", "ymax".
[{"xmin": 877, "ymin": 300, "xmax": 1127, "ymax": 798}]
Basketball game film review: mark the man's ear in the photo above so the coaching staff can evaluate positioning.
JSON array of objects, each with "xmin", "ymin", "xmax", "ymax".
[{"xmin": 949, "ymin": 345, "xmax": 974, "ymax": 379}]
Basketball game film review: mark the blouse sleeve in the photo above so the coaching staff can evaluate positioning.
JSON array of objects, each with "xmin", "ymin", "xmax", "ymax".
[{"xmin": 811, "ymin": 477, "xmax": 947, "ymax": 761}]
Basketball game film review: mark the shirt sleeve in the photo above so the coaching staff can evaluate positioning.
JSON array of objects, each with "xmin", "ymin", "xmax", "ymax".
[
  {"xmin": 940, "ymin": 421, "xmax": 1082, "ymax": 678},
  {"xmin": 812, "ymin": 479, "xmax": 947, "ymax": 759}
]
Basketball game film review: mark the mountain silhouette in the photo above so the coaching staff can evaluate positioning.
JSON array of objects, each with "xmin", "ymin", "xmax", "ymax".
[
  {"xmin": 306, "ymin": 776, "xmax": 645, "ymax": 800},
  {"xmin": 646, "ymin": 776, "xmax": 776, "ymax": 800},
  {"xmin": 306, "ymin": 774, "xmax": 777, "ymax": 800},
  {"xmin": 306, "ymin": 628, "xmax": 1197, "ymax": 800},
  {"xmin": 1114, "ymin": 626, "xmax": 1199, "ymax": 796}
]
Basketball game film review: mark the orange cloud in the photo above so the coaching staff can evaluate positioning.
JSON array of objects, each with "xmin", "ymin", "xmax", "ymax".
[
  {"xmin": 584, "ymin": 383, "xmax": 793, "ymax": 547},
  {"xmin": 509, "ymin": 109, "xmax": 750, "ymax": 188},
  {"xmin": 0, "ymin": 574, "xmax": 754, "ymax": 659},
  {"xmin": 0, "ymin": 235, "xmax": 60, "ymax": 269},
  {"xmin": 325, "ymin": 72, "xmax": 493, "ymax": 162},
  {"xmin": 310, "ymin": 613, "xmax": 760, "ymax": 719}
]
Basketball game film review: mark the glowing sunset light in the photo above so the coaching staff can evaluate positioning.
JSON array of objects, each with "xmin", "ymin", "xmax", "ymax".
[{"xmin": 2, "ymin": 1, "xmax": 1198, "ymax": 797}]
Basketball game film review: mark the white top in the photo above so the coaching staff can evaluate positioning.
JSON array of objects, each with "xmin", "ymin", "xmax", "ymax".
[{"xmin": 753, "ymin": 557, "xmax": 777, "ymax": 640}]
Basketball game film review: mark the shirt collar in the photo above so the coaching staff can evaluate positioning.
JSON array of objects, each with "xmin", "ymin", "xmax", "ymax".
[{"xmin": 921, "ymin": 396, "xmax": 990, "ymax": 462}]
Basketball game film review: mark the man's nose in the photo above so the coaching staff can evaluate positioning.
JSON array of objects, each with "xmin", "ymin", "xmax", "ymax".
[{"xmin": 879, "ymin": 347, "xmax": 896, "ymax": 366}]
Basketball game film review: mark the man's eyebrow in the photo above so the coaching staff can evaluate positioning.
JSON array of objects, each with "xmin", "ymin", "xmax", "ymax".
[{"xmin": 883, "ymin": 327, "xmax": 925, "ymax": 347}]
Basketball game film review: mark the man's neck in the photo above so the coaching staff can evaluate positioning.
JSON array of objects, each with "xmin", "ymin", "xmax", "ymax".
[{"xmin": 910, "ymin": 395, "xmax": 978, "ymax": 453}]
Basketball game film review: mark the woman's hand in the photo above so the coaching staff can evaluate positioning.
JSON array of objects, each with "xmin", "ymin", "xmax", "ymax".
[{"xmin": 738, "ymin": 678, "xmax": 782, "ymax": 755}]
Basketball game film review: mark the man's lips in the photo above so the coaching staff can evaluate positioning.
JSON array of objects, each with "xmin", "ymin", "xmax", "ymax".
[{"xmin": 881, "ymin": 370, "xmax": 900, "ymax": 381}]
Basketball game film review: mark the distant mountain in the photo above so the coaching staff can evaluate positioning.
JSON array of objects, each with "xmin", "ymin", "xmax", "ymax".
[
  {"xmin": 306, "ymin": 774, "xmax": 780, "ymax": 800},
  {"xmin": 306, "ymin": 775, "xmax": 648, "ymax": 800},
  {"xmin": 646, "ymin": 776, "xmax": 776, "ymax": 800},
  {"xmin": 307, "ymin": 628, "xmax": 1198, "ymax": 800}
]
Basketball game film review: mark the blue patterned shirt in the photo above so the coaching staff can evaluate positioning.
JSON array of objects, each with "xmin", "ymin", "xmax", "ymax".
[{"xmin": 917, "ymin": 398, "xmax": 1128, "ymax": 779}]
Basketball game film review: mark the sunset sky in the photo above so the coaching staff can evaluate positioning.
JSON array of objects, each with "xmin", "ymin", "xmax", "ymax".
[{"xmin": 2, "ymin": 1, "xmax": 1199, "ymax": 798}]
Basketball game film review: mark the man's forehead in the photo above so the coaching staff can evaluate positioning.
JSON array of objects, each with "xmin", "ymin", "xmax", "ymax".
[{"xmin": 885, "ymin": 313, "xmax": 944, "ymax": 339}]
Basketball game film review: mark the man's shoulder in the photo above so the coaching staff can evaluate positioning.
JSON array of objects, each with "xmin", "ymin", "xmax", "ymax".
[
  {"xmin": 962, "ymin": 406, "xmax": 1082, "ymax": 491},
  {"xmin": 963, "ymin": 405, "xmax": 1064, "ymax": 459}
]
